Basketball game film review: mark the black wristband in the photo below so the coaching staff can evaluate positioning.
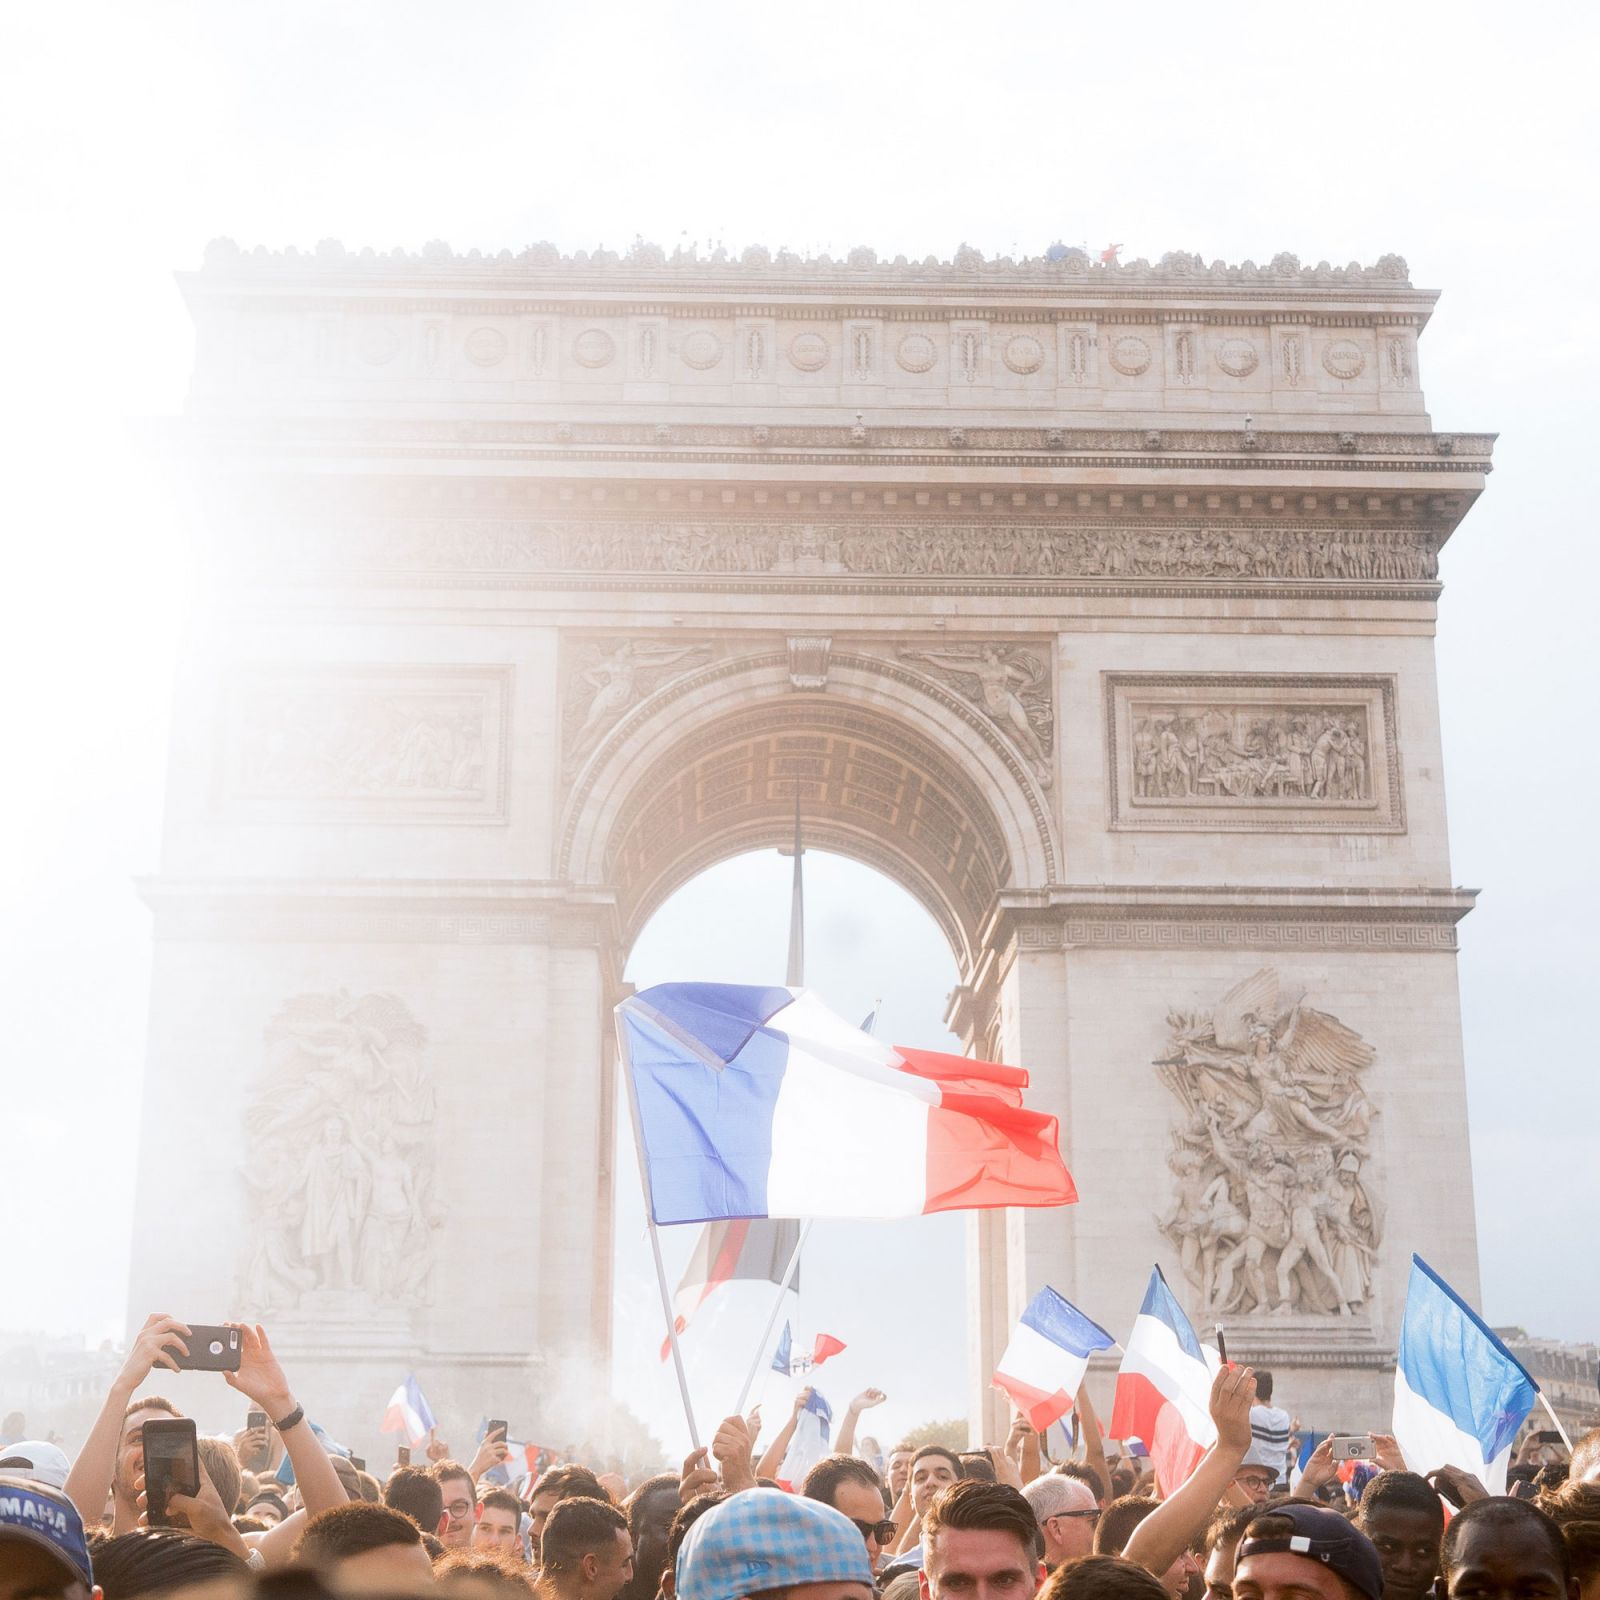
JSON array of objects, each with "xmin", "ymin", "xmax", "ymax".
[{"xmin": 273, "ymin": 1405, "xmax": 305, "ymax": 1433}]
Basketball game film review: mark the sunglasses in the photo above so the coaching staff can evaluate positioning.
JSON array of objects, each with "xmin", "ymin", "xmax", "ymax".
[{"xmin": 853, "ymin": 1518, "xmax": 899, "ymax": 1545}]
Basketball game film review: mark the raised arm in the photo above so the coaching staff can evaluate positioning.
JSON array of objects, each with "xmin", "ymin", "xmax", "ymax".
[
  {"xmin": 835, "ymin": 1389, "xmax": 886, "ymax": 1458},
  {"xmin": 1075, "ymin": 1379, "xmax": 1110, "ymax": 1503},
  {"xmin": 756, "ymin": 1387, "xmax": 809, "ymax": 1480},
  {"xmin": 1124, "ymin": 1365, "xmax": 1256, "ymax": 1579},
  {"xmin": 63, "ymin": 1313, "xmax": 190, "ymax": 1527}
]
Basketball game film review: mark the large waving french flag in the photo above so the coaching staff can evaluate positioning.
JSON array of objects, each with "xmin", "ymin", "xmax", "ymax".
[
  {"xmin": 1110, "ymin": 1266, "xmax": 1219, "ymax": 1494},
  {"xmin": 993, "ymin": 1287, "xmax": 1116, "ymax": 1430},
  {"xmin": 1393, "ymin": 1255, "xmax": 1538, "ymax": 1495},
  {"xmin": 617, "ymin": 983, "xmax": 1076, "ymax": 1223}
]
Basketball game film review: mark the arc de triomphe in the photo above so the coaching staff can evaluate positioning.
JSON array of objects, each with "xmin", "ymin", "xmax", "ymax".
[{"xmin": 130, "ymin": 238, "xmax": 1490, "ymax": 1447}]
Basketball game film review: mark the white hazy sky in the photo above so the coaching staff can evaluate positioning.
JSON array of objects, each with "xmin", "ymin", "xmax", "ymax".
[{"xmin": 2, "ymin": 0, "xmax": 1595, "ymax": 1446}]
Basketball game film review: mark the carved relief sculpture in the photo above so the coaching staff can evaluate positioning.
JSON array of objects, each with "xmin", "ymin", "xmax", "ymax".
[
  {"xmin": 239, "ymin": 991, "xmax": 442, "ymax": 1313},
  {"xmin": 1155, "ymin": 969, "xmax": 1381, "ymax": 1317},
  {"xmin": 899, "ymin": 643, "xmax": 1053, "ymax": 785},
  {"xmin": 562, "ymin": 638, "xmax": 713, "ymax": 774}
]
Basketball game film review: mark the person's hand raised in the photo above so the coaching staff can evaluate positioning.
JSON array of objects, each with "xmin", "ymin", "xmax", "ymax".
[
  {"xmin": 1298, "ymin": 1435, "xmax": 1335, "ymax": 1493},
  {"xmin": 161, "ymin": 1468, "xmax": 249, "ymax": 1555},
  {"xmin": 679, "ymin": 1447, "xmax": 719, "ymax": 1504},
  {"xmin": 988, "ymin": 1445, "xmax": 1024, "ymax": 1489},
  {"xmin": 470, "ymin": 1426, "xmax": 511, "ymax": 1481},
  {"xmin": 224, "ymin": 1323, "xmax": 294, "ymax": 1417},
  {"xmin": 1369, "ymin": 1432, "xmax": 1406, "ymax": 1473},
  {"xmin": 712, "ymin": 1414, "xmax": 757, "ymax": 1492},
  {"xmin": 1209, "ymin": 1362, "xmax": 1257, "ymax": 1454},
  {"xmin": 849, "ymin": 1388, "xmax": 887, "ymax": 1412},
  {"xmin": 232, "ymin": 1424, "xmax": 271, "ymax": 1473},
  {"xmin": 425, "ymin": 1432, "xmax": 450, "ymax": 1463},
  {"xmin": 119, "ymin": 1314, "xmax": 189, "ymax": 1389},
  {"xmin": 791, "ymin": 1386, "xmax": 814, "ymax": 1417},
  {"xmin": 1426, "ymin": 1464, "xmax": 1489, "ymax": 1507}
]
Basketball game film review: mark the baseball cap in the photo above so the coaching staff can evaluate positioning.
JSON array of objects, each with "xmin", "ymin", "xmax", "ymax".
[
  {"xmin": 0, "ymin": 1470, "xmax": 95, "ymax": 1589},
  {"xmin": 0, "ymin": 1440, "xmax": 71, "ymax": 1489},
  {"xmin": 1238, "ymin": 1503, "xmax": 1384, "ymax": 1600},
  {"xmin": 677, "ymin": 1487, "xmax": 874, "ymax": 1600}
]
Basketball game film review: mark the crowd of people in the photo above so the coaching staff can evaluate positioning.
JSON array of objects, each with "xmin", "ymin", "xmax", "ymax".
[{"xmin": 2, "ymin": 1313, "xmax": 1596, "ymax": 1600}]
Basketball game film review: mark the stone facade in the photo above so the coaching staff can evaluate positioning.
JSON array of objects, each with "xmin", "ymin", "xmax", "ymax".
[{"xmin": 128, "ymin": 239, "xmax": 1490, "ymax": 1447}]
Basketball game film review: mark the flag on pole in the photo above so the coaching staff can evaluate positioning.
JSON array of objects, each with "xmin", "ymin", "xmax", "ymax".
[
  {"xmin": 772, "ymin": 1322, "xmax": 794, "ymax": 1375},
  {"xmin": 993, "ymin": 1286, "xmax": 1116, "ymax": 1431},
  {"xmin": 380, "ymin": 1375, "xmax": 437, "ymax": 1446},
  {"xmin": 617, "ymin": 984, "xmax": 1076, "ymax": 1223},
  {"xmin": 778, "ymin": 1388, "xmax": 833, "ymax": 1488},
  {"xmin": 811, "ymin": 1334, "xmax": 847, "ymax": 1368},
  {"xmin": 1392, "ymin": 1254, "xmax": 1538, "ymax": 1494},
  {"xmin": 658, "ymin": 1216, "xmax": 802, "ymax": 1359},
  {"xmin": 1111, "ymin": 1266, "xmax": 1219, "ymax": 1494}
]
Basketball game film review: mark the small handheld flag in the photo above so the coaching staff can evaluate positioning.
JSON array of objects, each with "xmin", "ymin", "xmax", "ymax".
[
  {"xmin": 993, "ymin": 1286, "xmax": 1115, "ymax": 1431},
  {"xmin": 772, "ymin": 1322, "xmax": 794, "ymax": 1375},
  {"xmin": 1392, "ymin": 1254, "xmax": 1538, "ymax": 1494},
  {"xmin": 381, "ymin": 1375, "xmax": 437, "ymax": 1447}
]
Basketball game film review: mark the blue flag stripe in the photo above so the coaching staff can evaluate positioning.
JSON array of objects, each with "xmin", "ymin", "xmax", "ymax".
[
  {"xmin": 1139, "ymin": 1265, "xmax": 1205, "ymax": 1363},
  {"xmin": 1398, "ymin": 1254, "xmax": 1538, "ymax": 1463},
  {"xmin": 1019, "ymin": 1286, "xmax": 1117, "ymax": 1357}
]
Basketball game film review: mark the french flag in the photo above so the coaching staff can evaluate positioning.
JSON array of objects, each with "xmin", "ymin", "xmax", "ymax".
[
  {"xmin": 993, "ymin": 1287, "xmax": 1115, "ymax": 1430},
  {"xmin": 616, "ymin": 984, "xmax": 1076, "ymax": 1223},
  {"xmin": 380, "ymin": 1375, "xmax": 437, "ymax": 1446},
  {"xmin": 1110, "ymin": 1266, "xmax": 1219, "ymax": 1494},
  {"xmin": 1392, "ymin": 1255, "xmax": 1538, "ymax": 1495}
]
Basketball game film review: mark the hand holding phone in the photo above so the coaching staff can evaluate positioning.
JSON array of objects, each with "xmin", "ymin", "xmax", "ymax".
[
  {"xmin": 164, "ymin": 1324, "xmax": 241, "ymax": 1373},
  {"xmin": 1329, "ymin": 1434, "xmax": 1374, "ymax": 1463},
  {"xmin": 398, "ymin": 1444, "xmax": 412, "ymax": 1466},
  {"xmin": 143, "ymin": 1418, "xmax": 200, "ymax": 1527}
]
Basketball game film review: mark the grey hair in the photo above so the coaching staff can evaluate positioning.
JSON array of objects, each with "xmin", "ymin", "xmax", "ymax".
[{"xmin": 1023, "ymin": 1473, "xmax": 1098, "ymax": 1520}]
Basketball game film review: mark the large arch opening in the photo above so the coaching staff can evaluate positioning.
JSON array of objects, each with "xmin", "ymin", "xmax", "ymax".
[{"xmin": 611, "ymin": 848, "xmax": 968, "ymax": 1452}]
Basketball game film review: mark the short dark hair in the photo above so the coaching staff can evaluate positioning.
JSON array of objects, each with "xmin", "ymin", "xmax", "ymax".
[
  {"xmin": 533, "ymin": 1463, "xmax": 612, "ymax": 1504},
  {"xmin": 479, "ymin": 1486, "xmax": 525, "ymax": 1522},
  {"xmin": 668, "ymin": 1490, "xmax": 728, "ymax": 1568},
  {"xmin": 1254, "ymin": 1372, "xmax": 1274, "ymax": 1402},
  {"xmin": 1357, "ymin": 1469, "xmax": 1445, "ymax": 1533},
  {"xmin": 541, "ymin": 1496, "xmax": 629, "ymax": 1572},
  {"xmin": 122, "ymin": 1396, "xmax": 180, "ymax": 1424},
  {"xmin": 623, "ymin": 1471, "xmax": 680, "ymax": 1538},
  {"xmin": 430, "ymin": 1457, "xmax": 475, "ymax": 1490},
  {"xmin": 913, "ymin": 1445, "xmax": 964, "ymax": 1478},
  {"xmin": 1056, "ymin": 1462, "xmax": 1106, "ymax": 1504},
  {"xmin": 1093, "ymin": 1495, "xmax": 1157, "ymax": 1557},
  {"xmin": 384, "ymin": 1463, "xmax": 444, "ymax": 1532},
  {"xmin": 1039, "ymin": 1553, "xmax": 1170, "ymax": 1600},
  {"xmin": 1204, "ymin": 1504, "xmax": 1259, "ymax": 1558},
  {"xmin": 959, "ymin": 1451, "xmax": 998, "ymax": 1482},
  {"xmin": 297, "ymin": 1501, "xmax": 424, "ymax": 1564},
  {"xmin": 355, "ymin": 1470, "xmax": 383, "ymax": 1504},
  {"xmin": 1443, "ymin": 1499, "xmax": 1570, "ymax": 1588},
  {"xmin": 434, "ymin": 1548, "xmax": 539, "ymax": 1594},
  {"xmin": 91, "ymin": 1530, "xmax": 250, "ymax": 1597},
  {"xmin": 1109, "ymin": 1467, "xmax": 1137, "ymax": 1498},
  {"xmin": 803, "ymin": 1453, "xmax": 885, "ymax": 1508},
  {"xmin": 923, "ymin": 1479, "xmax": 1039, "ymax": 1560}
]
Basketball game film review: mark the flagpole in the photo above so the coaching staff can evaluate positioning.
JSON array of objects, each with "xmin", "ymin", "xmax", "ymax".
[
  {"xmin": 1536, "ymin": 1391, "xmax": 1574, "ymax": 1452},
  {"xmin": 735, "ymin": 1218, "xmax": 813, "ymax": 1415},
  {"xmin": 615, "ymin": 1013, "xmax": 702, "ymax": 1451},
  {"xmin": 786, "ymin": 790, "xmax": 805, "ymax": 988}
]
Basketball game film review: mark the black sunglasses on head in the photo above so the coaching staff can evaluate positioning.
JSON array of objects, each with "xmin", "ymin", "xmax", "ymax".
[{"xmin": 853, "ymin": 1518, "xmax": 899, "ymax": 1545}]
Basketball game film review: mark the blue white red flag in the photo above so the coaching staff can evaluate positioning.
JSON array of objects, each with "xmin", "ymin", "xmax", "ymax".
[
  {"xmin": 1392, "ymin": 1254, "xmax": 1538, "ymax": 1494},
  {"xmin": 616, "ymin": 984, "xmax": 1075, "ymax": 1223},
  {"xmin": 1110, "ymin": 1266, "xmax": 1219, "ymax": 1493},
  {"xmin": 381, "ymin": 1375, "xmax": 438, "ymax": 1446},
  {"xmin": 993, "ymin": 1286, "xmax": 1116, "ymax": 1431},
  {"xmin": 777, "ymin": 1387, "xmax": 833, "ymax": 1488}
]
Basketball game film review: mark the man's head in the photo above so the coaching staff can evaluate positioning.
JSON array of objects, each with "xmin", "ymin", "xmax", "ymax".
[
  {"xmin": 920, "ymin": 1479, "xmax": 1045, "ymax": 1600},
  {"xmin": 674, "ymin": 1488, "xmax": 872, "ymax": 1600},
  {"xmin": 1572, "ymin": 1430, "xmax": 1600, "ymax": 1488},
  {"xmin": 803, "ymin": 1456, "xmax": 894, "ymax": 1572},
  {"xmin": 1233, "ymin": 1462, "xmax": 1280, "ymax": 1506},
  {"xmin": 1092, "ymin": 1496, "xmax": 1193, "ymax": 1600},
  {"xmin": 1356, "ymin": 1470, "xmax": 1444, "ymax": 1600},
  {"xmin": 1441, "ymin": 1498, "xmax": 1576, "ymax": 1600},
  {"xmin": 1539, "ymin": 1481, "xmax": 1600, "ymax": 1600},
  {"xmin": 910, "ymin": 1447, "xmax": 964, "ymax": 1517},
  {"xmin": 195, "ymin": 1438, "xmax": 242, "ymax": 1520},
  {"xmin": 1254, "ymin": 1374, "xmax": 1275, "ymax": 1405},
  {"xmin": 1038, "ymin": 1554, "xmax": 1171, "ymax": 1600},
  {"xmin": 1023, "ymin": 1473, "xmax": 1101, "ymax": 1570},
  {"xmin": 1234, "ymin": 1506, "xmax": 1385, "ymax": 1600},
  {"xmin": 623, "ymin": 1472, "xmax": 682, "ymax": 1594},
  {"xmin": 296, "ymin": 1502, "xmax": 436, "ymax": 1596},
  {"xmin": 1202, "ymin": 1506, "xmax": 1258, "ymax": 1600},
  {"xmin": 88, "ymin": 1531, "xmax": 251, "ymax": 1600},
  {"xmin": 661, "ymin": 1492, "xmax": 726, "ymax": 1600},
  {"xmin": 887, "ymin": 1446, "xmax": 916, "ymax": 1502},
  {"xmin": 114, "ymin": 1397, "xmax": 181, "ymax": 1502},
  {"xmin": 527, "ymin": 1465, "xmax": 611, "ymax": 1560},
  {"xmin": 0, "ymin": 1472, "xmax": 97, "ymax": 1600},
  {"xmin": 432, "ymin": 1459, "xmax": 477, "ymax": 1549},
  {"xmin": 541, "ymin": 1497, "xmax": 634, "ymax": 1600},
  {"xmin": 1056, "ymin": 1464, "xmax": 1107, "ymax": 1510},
  {"xmin": 473, "ymin": 1488, "xmax": 524, "ymax": 1560},
  {"xmin": 386, "ymin": 1464, "xmax": 447, "ymax": 1536}
]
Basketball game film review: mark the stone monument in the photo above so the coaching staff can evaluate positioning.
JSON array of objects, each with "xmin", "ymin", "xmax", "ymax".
[{"xmin": 127, "ymin": 238, "xmax": 1490, "ymax": 1446}]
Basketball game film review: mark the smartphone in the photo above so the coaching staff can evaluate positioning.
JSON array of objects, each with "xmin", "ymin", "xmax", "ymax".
[
  {"xmin": 166, "ymin": 1324, "xmax": 241, "ymax": 1372},
  {"xmin": 397, "ymin": 1445, "xmax": 411, "ymax": 1466},
  {"xmin": 247, "ymin": 1409, "xmax": 268, "ymax": 1432},
  {"xmin": 143, "ymin": 1417, "xmax": 200, "ymax": 1527},
  {"xmin": 1215, "ymin": 1325, "xmax": 1229, "ymax": 1364},
  {"xmin": 486, "ymin": 1419, "xmax": 508, "ymax": 1446},
  {"xmin": 1533, "ymin": 1431, "xmax": 1563, "ymax": 1446},
  {"xmin": 1330, "ymin": 1434, "xmax": 1374, "ymax": 1463}
]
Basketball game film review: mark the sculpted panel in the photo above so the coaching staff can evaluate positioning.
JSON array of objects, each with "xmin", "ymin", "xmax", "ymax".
[
  {"xmin": 273, "ymin": 517, "xmax": 1439, "ymax": 586},
  {"xmin": 899, "ymin": 643, "xmax": 1053, "ymax": 785},
  {"xmin": 239, "ymin": 991, "xmax": 442, "ymax": 1312},
  {"xmin": 1105, "ymin": 675, "xmax": 1402, "ymax": 833},
  {"xmin": 1156, "ymin": 969, "xmax": 1381, "ymax": 1318},
  {"xmin": 217, "ymin": 665, "xmax": 510, "ymax": 821},
  {"xmin": 561, "ymin": 639, "xmax": 715, "ymax": 776}
]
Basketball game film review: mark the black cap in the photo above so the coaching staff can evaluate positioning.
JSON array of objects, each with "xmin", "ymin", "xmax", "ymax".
[{"xmin": 1238, "ymin": 1503, "xmax": 1384, "ymax": 1600}]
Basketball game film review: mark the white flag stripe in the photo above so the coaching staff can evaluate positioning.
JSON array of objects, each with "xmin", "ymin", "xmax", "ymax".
[
  {"xmin": 996, "ymin": 1320, "xmax": 1093, "ymax": 1398},
  {"xmin": 1392, "ymin": 1363, "xmax": 1513, "ymax": 1494},
  {"xmin": 1120, "ymin": 1312, "xmax": 1220, "ymax": 1448}
]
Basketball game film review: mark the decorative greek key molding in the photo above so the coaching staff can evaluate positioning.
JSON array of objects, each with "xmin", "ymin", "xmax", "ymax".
[{"xmin": 1105, "ymin": 674, "xmax": 1404, "ymax": 834}]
